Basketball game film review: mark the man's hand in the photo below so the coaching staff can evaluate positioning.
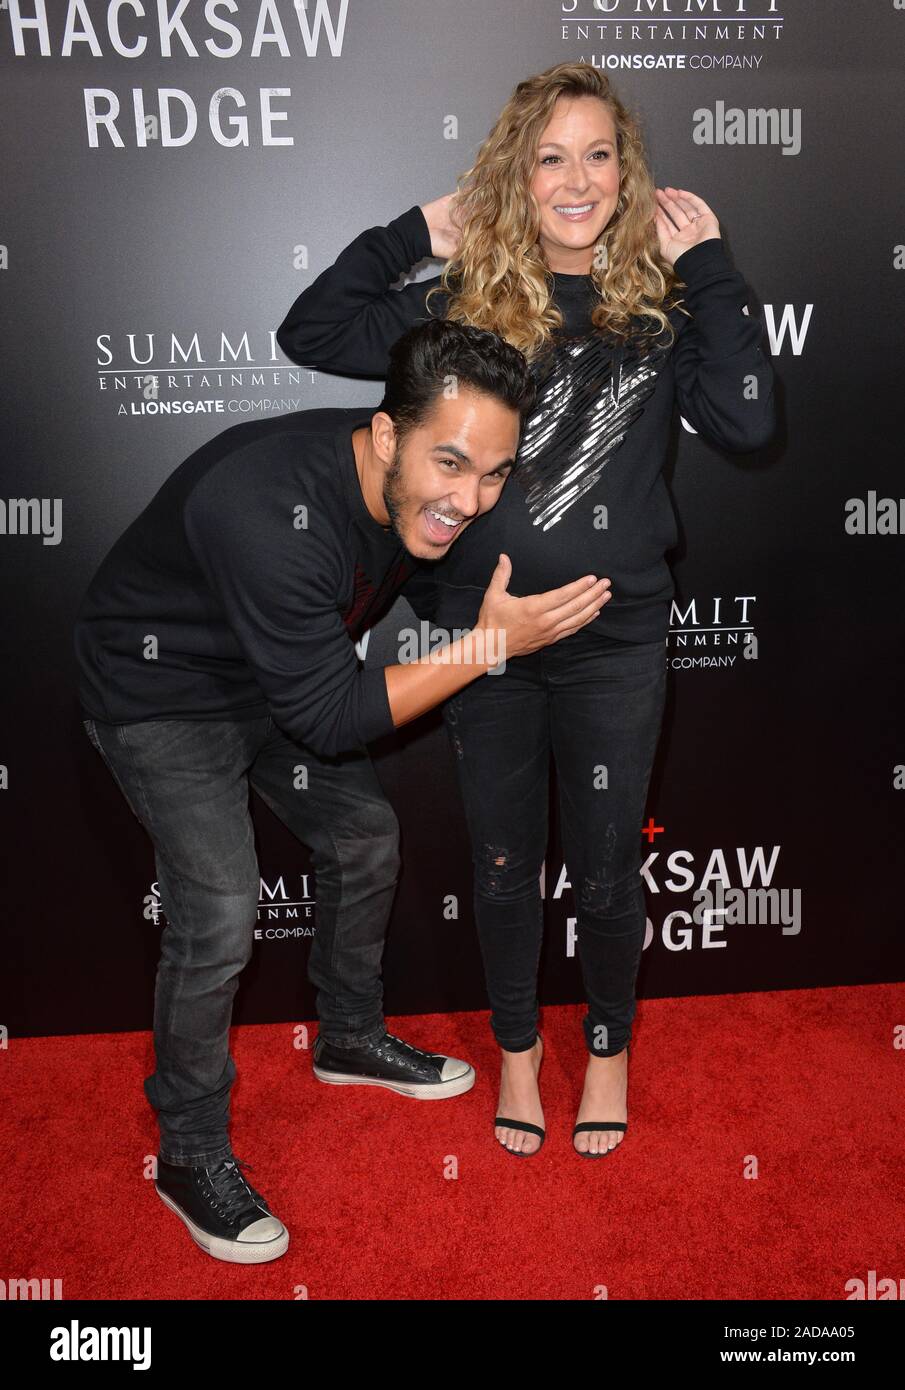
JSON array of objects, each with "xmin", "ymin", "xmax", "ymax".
[
  {"xmin": 384, "ymin": 555, "xmax": 611, "ymax": 730},
  {"xmin": 474, "ymin": 553, "xmax": 612, "ymax": 659}
]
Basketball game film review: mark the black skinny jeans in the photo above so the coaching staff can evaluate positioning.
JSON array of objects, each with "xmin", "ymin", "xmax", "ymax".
[{"xmin": 442, "ymin": 627, "xmax": 667, "ymax": 1057}]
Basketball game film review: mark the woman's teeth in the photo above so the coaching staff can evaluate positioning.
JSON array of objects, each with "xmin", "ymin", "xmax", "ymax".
[{"xmin": 555, "ymin": 203, "xmax": 595, "ymax": 218}]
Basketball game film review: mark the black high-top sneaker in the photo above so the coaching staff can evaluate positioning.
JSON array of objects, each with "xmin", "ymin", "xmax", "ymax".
[
  {"xmin": 154, "ymin": 1154, "xmax": 289, "ymax": 1264},
  {"xmin": 312, "ymin": 1031, "xmax": 475, "ymax": 1099}
]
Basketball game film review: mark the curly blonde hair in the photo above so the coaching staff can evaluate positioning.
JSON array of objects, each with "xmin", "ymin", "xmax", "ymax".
[{"xmin": 425, "ymin": 61, "xmax": 690, "ymax": 362}]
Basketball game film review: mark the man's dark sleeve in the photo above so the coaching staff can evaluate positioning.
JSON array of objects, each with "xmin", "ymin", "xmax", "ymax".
[
  {"xmin": 276, "ymin": 205, "xmax": 447, "ymax": 378},
  {"xmin": 183, "ymin": 448, "xmax": 396, "ymax": 758},
  {"xmin": 670, "ymin": 239, "xmax": 776, "ymax": 452},
  {"xmin": 397, "ymin": 563, "xmax": 442, "ymax": 624}
]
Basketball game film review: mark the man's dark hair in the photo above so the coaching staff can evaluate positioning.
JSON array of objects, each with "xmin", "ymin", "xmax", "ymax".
[{"xmin": 376, "ymin": 317, "xmax": 536, "ymax": 449}]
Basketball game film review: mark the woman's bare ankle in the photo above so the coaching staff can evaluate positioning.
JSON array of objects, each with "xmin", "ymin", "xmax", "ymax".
[{"xmin": 499, "ymin": 1036, "xmax": 542, "ymax": 1066}]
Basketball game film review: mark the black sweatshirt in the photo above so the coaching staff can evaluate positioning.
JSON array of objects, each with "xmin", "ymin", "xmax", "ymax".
[
  {"xmin": 73, "ymin": 408, "xmax": 437, "ymax": 757},
  {"xmin": 277, "ymin": 205, "xmax": 776, "ymax": 641}
]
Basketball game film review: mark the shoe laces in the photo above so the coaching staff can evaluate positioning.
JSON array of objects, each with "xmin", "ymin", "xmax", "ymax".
[
  {"xmin": 200, "ymin": 1156, "xmax": 268, "ymax": 1227},
  {"xmin": 382, "ymin": 1033, "xmax": 434, "ymax": 1070}
]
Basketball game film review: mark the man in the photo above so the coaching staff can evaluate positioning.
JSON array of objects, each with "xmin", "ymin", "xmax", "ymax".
[{"xmin": 74, "ymin": 318, "xmax": 611, "ymax": 1263}]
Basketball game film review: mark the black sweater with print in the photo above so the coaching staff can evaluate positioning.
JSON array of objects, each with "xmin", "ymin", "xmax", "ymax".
[
  {"xmin": 276, "ymin": 205, "xmax": 776, "ymax": 641},
  {"xmin": 73, "ymin": 408, "xmax": 432, "ymax": 757}
]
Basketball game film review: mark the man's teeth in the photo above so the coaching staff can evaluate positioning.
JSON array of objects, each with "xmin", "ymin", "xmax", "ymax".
[
  {"xmin": 556, "ymin": 203, "xmax": 594, "ymax": 214},
  {"xmin": 427, "ymin": 508, "xmax": 460, "ymax": 528}
]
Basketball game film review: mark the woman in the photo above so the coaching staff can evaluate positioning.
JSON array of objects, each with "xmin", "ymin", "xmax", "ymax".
[{"xmin": 277, "ymin": 62, "xmax": 775, "ymax": 1157}]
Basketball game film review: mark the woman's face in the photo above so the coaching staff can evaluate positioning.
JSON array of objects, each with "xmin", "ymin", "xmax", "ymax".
[{"xmin": 529, "ymin": 94, "xmax": 621, "ymax": 274}]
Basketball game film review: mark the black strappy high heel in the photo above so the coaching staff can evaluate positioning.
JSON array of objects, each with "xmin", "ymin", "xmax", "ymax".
[
  {"xmin": 494, "ymin": 1033, "xmax": 545, "ymax": 1157},
  {"xmin": 572, "ymin": 1042, "xmax": 630, "ymax": 1159}
]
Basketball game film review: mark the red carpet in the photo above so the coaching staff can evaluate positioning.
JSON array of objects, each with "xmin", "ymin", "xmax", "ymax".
[{"xmin": 3, "ymin": 984, "xmax": 903, "ymax": 1301}]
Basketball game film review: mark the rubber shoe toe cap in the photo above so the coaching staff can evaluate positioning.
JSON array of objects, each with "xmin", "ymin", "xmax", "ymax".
[{"xmin": 238, "ymin": 1215, "xmax": 287, "ymax": 1244}]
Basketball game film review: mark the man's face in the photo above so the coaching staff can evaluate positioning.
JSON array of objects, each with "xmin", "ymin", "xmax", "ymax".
[{"xmin": 381, "ymin": 389, "xmax": 520, "ymax": 559}]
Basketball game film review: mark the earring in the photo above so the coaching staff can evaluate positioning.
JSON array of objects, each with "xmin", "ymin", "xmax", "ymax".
[{"xmin": 593, "ymin": 241, "xmax": 609, "ymax": 272}]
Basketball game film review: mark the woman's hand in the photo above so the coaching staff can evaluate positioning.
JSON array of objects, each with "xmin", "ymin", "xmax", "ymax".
[
  {"xmin": 420, "ymin": 193, "xmax": 465, "ymax": 260},
  {"xmin": 653, "ymin": 187, "xmax": 721, "ymax": 268}
]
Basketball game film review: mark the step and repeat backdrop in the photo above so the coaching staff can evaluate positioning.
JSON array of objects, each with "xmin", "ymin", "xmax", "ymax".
[{"xmin": 2, "ymin": 1, "xmax": 903, "ymax": 1038}]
